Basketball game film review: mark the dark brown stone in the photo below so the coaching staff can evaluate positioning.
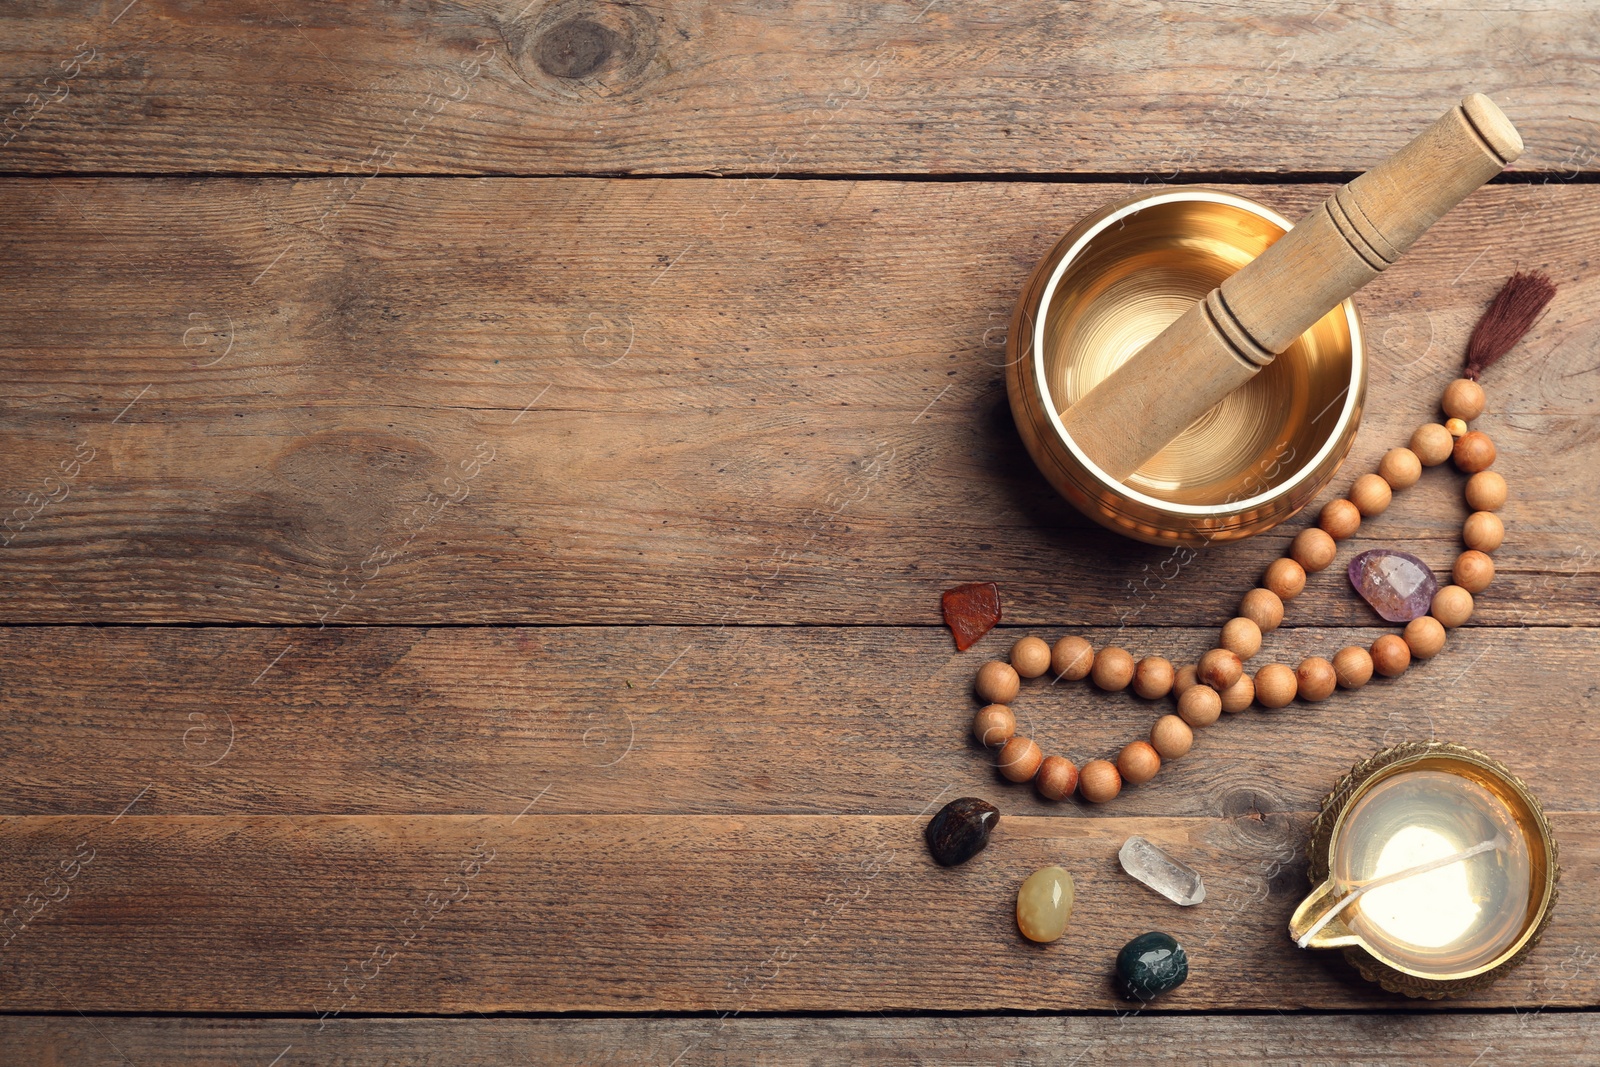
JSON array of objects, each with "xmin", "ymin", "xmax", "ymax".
[{"xmin": 924, "ymin": 797, "xmax": 999, "ymax": 867}]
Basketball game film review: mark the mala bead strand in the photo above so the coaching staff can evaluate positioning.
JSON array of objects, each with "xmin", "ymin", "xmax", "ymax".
[
  {"xmin": 951, "ymin": 277, "xmax": 1542, "ymax": 807},
  {"xmin": 965, "ymin": 361, "xmax": 1510, "ymax": 804}
]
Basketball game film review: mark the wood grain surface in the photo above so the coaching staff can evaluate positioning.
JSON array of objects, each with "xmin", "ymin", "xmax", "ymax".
[
  {"xmin": 0, "ymin": 1, "xmax": 1598, "ymax": 176},
  {"xmin": 0, "ymin": 624, "xmax": 1594, "ymax": 819},
  {"xmin": 0, "ymin": 812, "xmax": 1594, "ymax": 1012},
  {"xmin": 5, "ymin": 0, "xmax": 1598, "ymax": 1055},
  {"xmin": 2, "ymin": 1013, "xmax": 1596, "ymax": 1066},
  {"xmin": 2, "ymin": 178, "xmax": 1596, "ymax": 626}
]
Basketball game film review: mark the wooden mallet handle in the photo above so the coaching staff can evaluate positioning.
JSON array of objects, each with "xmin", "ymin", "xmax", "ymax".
[{"xmin": 1058, "ymin": 93, "xmax": 1523, "ymax": 482}]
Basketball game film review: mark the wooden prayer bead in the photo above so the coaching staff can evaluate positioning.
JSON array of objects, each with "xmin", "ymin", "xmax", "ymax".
[
  {"xmin": 1150, "ymin": 715, "xmax": 1194, "ymax": 759},
  {"xmin": 1446, "ymin": 417, "xmax": 1469, "ymax": 438},
  {"xmin": 997, "ymin": 735, "xmax": 1044, "ymax": 783},
  {"xmin": 1198, "ymin": 648, "xmax": 1243, "ymax": 691},
  {"xmin": 1078, "ymin": 759, "xmax": 1122, "ymax": 804},
  {"xmin": 1442, "ymin": 377, "xmax": 1487, "ymax": 421},
  {"xmin": 1092, "ymin": 646, "xmax": 1135, "ymax": 691},
  {"xmin": 1011, "ymin": 636, "xmax": 1052, "ymax": 679},
  {"xmin": 1453, "ymin": 550, "xmax": 1495, "ymax": 594},
  {"xmin": 1333, "ymin": 646, "xmax": 1374, "ymax": 689},
  {"xmin": 1371, "ymin": 634, "xmax": 1411, "ymax": 677},
  {"xmin": 1432, "ymin": 585, "xmax": 1475, "ymax": 628},
  {"xmin": 1349, "ymin": 474, "xmax": 1392, "ymax": 518},
  {"xmin": 1219, "ymin": 617, "xmax": 1262, "ymax": 659},
  {"xmin": 1411, "ymin": 423, "xmax": 1454, "ymax": 466},
  {"xmin": 1379, "ymin": 447, "xmax": 1422, "ymax": 490},
  {"xmin": 972, "ymin": 704, "xmax": 1016, "ymax": 747},
  {"xmin": 1178, "ymin": 684, "xmax": 1222, "ymax": 727},
  {"xmin": 1408, "ymin": 422, "xmax": 1459, "ymax": 463},
  {"xmin": 1403, "ymin": 615, "xmax": 1447, "ymax": 659},
  {"xmin": 975, "ymin": 661, "xmax": 1021, "ymax": 704},
  {"xmin": 1254, "ymin": 664, "xmax": 1297, "ymax": 709},
  {"xmin": 1035, "ymin": 756, "xmax": 1079, "ymax": 801},
  {"xmin": 1218, "ymin": 672, "xmax": 1255, "ymax": 714},
  {"xmin": 1453, "ymin": 431, "xmax": 1496, "ymax": 473},
  {"xmin": 1264, "ymin": 557, "xmax": 1306, "ymax": 600},
  {"xmin": 1296, "ymin": 657, "xmax": 1337, "ymax": 702},
  {"xmin": 1290, "ymin": 527, "xmax": 1338, "ymax": 573},
  {"xmin": 1172, "ymin": 664, "xmax": 1199, "ymax": 697},
  {"xmin": 1132, "ymin": 656, "xmax": 1175, "ymax": 700},
  {"xmin": 1465, "ymin": 471, "xmax": 1507, "ymax": 512},
  {"xmin": 1118, "ymin": 741, "xmax": 1161, "ymax": 786},
  {"xmin": 1463, "ymin": 511, "xmax": 1505, "ymax": 552},
  {"xmin": 1051, "ymin": 636, "xmax": 1095, "ymax": 680},
  {"xmin": 1319, "ymin": 498, "xmax": 1361, "ymax": 541},
  {"xmin": 1239, "ymin": 587, "xmax": 1285, "ymax": 633}
]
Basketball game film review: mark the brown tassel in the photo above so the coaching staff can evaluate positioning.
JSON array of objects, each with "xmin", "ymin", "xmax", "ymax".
[{"xmin": 1464, "ymin": 270, "xmax": 1557, "ymax": 380}]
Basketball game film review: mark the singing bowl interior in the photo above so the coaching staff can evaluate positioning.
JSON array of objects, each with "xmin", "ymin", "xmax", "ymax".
[{"xmin": 1023, "ymin": 189, "xmax": 1364, "ymax": 541}]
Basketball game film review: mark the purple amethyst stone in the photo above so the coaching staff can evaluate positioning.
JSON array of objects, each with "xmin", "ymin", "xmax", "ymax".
[{"xmin": 1348, "ymin": 549, "xmax": 1439, "ymax": 622}]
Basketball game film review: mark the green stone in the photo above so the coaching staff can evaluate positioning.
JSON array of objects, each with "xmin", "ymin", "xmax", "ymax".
[{"xmin": 1115, "ymin": 931, "xmax": 1189, "ymax": 1001}]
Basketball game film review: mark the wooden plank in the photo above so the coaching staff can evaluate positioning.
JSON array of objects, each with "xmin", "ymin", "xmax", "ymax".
[
  {"xmin": 1, "ymin": 2, "xmax": 1598, "ymax": 175},
  {"xmin": 0, "ymin": 624, "xmax": 1594, "ymax": 818},
  {"xmin": 2, "ymin": 1012, "xmax": 1597, "ymax": 1066},
  {"xmin": 2, "ymin": 178, "xmax": 1596, "ymax": 625},
  {"xmin": 0, "ymin": 812, "xmax": 1594, "ymax": 1012}
]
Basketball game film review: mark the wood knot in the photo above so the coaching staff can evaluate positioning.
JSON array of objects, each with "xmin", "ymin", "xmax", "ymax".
[
  {"xmin": 506, "ymin": 1, "xmax": 661, "ymax": 100},
  {"xmin": 535, "ymin": 17, "xmax": 620, "ymax": 80}
]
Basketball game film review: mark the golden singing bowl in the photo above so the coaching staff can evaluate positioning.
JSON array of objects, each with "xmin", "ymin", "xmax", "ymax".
[
  {"xmin": 1291, "ymin": 742, "xmax": 1559, "ymax": 998},
  {"xmin": 1006, "ymin": 188, "xmax": 1366, "ymax": 545}
]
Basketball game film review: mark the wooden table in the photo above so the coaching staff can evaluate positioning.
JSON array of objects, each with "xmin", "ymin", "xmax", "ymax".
[{"xmin": 2, "ymin": 2, "xmax": 1598, "ymax": 1061}]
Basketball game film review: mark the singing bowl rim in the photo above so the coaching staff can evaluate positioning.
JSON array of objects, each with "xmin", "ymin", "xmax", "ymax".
[{"xmin": 1012, "ymin": 187, "xmax": 1366, "ymax": 540}]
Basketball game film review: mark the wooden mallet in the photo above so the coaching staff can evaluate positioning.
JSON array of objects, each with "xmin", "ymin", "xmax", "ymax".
[{"xmin": 1058, "ymin": 94, "xmax": 1523, "ymax": 482}]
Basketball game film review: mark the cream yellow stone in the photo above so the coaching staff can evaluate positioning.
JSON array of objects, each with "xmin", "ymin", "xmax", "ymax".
[{"xmin": 1016, "ymin": 865, "xmax": 1076, "ymax": 943}]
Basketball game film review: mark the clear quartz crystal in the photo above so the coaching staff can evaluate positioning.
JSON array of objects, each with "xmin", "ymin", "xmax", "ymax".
[{"xmin": 1119, "ymin": 835, "xmax": 1206, "ymax": 906}]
